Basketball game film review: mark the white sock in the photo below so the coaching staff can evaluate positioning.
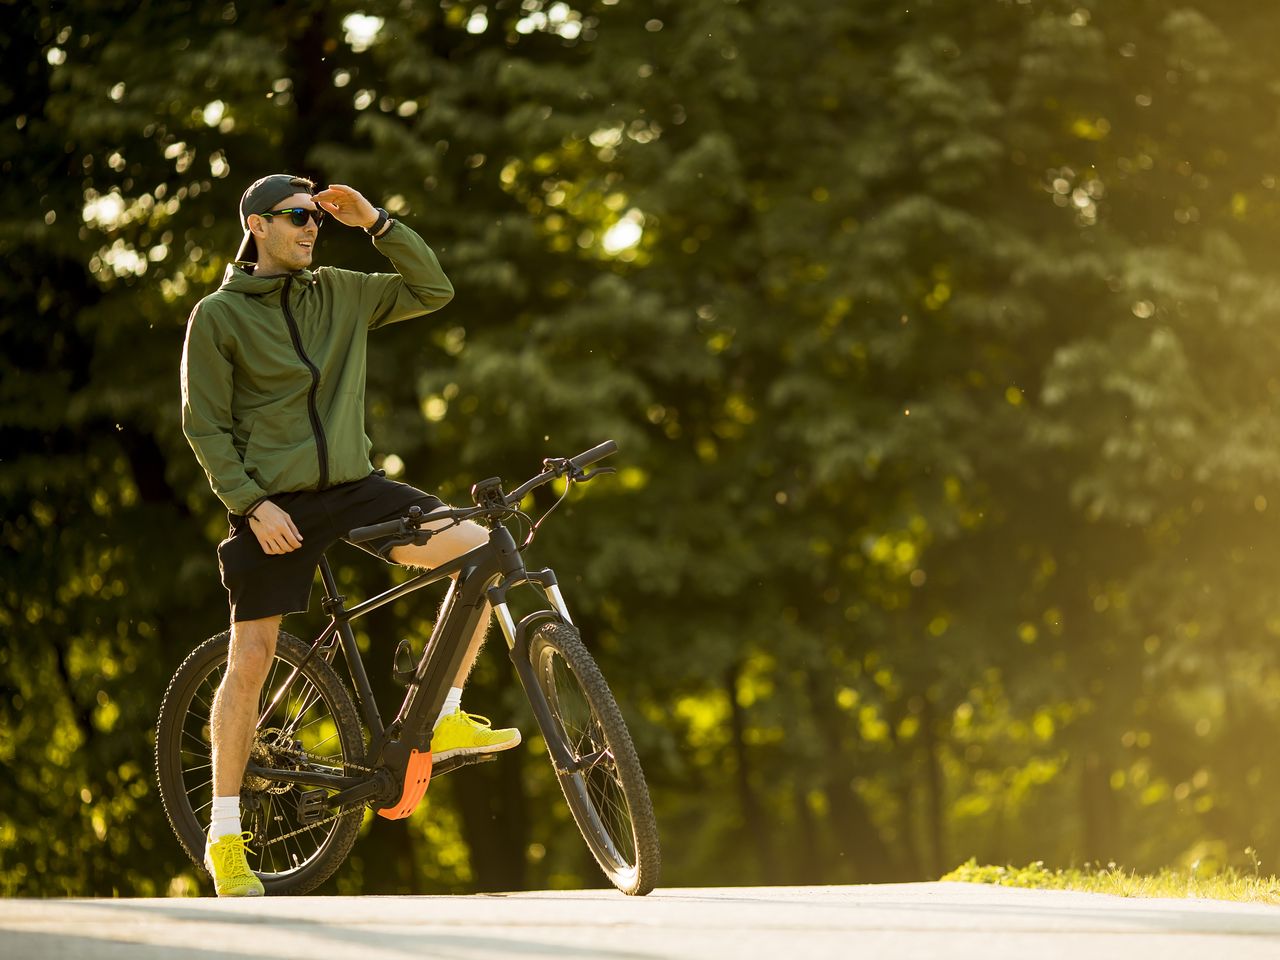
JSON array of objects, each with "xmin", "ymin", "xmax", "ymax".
[
  {"xmin": 434, "ymin": 687, "xmax": 463, "ymax": 729},
  {"xmin": 209, "ymin": 795, "xmax": 242, "ymax": 841}
]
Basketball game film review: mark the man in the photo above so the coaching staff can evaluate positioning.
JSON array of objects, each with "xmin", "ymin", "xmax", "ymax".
[{"xmin": 180, "ymin": 173, "xmax": 519, "ymax": 897}]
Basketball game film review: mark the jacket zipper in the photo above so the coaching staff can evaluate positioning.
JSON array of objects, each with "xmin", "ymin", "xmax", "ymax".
[{"xmin": 280, "ymin": 277, "xmax": 329, "ymax": 489}]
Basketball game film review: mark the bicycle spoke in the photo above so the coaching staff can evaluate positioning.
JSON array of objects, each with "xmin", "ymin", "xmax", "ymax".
[
  {"xmin": 280, "ymin": 683, "xmax": 322, "ymax": 736},
  {"xmin": 181, "ymin": 728, "xmax": 210, "ymax": 751},
  {"xmin": 191, "ymin": 678, "xmax": 219, "ymax": 711},
  {"xmin": 587, "ymin": 771, "xmax": 631, "ymax": 840},
  {"xmin": 301, "ymin": 734, "xmax": 341, "ymax": 757},
  {"xmin": 254, "ymin": 796, "xmax": 276, "ymax": 874},
  {"xmin": 571, "ymin": 772, "xmax": 625, "ymax": 861},
  {"xmin": 596, "ymin": 784, "xmax": 634, "ymax": 845},
  {"xmin": 255, "ymin": 660, "xmax": 288, "ymax": 728},
  {"xmin": 283, "ymin": 816, "xmax": 315, "ymax": 873},
  {"xmin": 293, "ymin": 717, "xmax": 342, "ymax": 753}
]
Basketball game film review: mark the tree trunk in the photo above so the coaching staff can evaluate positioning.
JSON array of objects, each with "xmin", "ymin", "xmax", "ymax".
[
  {"xmin": 1079, "ymin": 749, "xmax": 1115, "ymax": 862},
  {"xmin": 450, "ymin": 745, "xmax": 530, "ymax": 891},
  {"xmin": 793, "ymin": 782, "xmax": 824, "ymax": 883},
  {"xmin": 920, "ymin": 694, "xmax": 947, "ymax": 877},
  {"xmin": 804, "ymin": 668, "xmax": 901, "ymax": 881},
  {"xmin": 726, "ymin": 661, "xmax": 776, "ymax": 882}
]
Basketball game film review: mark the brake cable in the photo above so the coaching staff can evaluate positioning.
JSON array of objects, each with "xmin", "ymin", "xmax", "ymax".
[{"xmin": 521, "ymin": 478, "xmax": 574, "ymax": 550}]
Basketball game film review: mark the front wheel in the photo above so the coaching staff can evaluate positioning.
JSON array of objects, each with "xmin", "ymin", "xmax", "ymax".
[{"xmin": 530, "ymin": 621, "xmax": 661, "ymax": 895}]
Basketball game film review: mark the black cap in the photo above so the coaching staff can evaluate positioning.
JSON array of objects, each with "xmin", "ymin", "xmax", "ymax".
[{"xmin": 234, "ymin": 174, "xmax": 315, "ymax": 262}]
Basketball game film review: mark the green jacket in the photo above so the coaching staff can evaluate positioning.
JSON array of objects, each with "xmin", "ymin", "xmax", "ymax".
[{"xmin": 180, "ymin": 220, "xmax": 454, "ymax": 514}]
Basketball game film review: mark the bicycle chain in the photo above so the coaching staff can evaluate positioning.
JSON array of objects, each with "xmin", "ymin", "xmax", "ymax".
[
  {"xmin": 266, "ymin": 742, "xmax": 377, "ymax": 775},
  {"xmin": 250, "ymin": 746, "xmax": 382, "ymax": 849},
  {"xmin": 255, "ymin": 807, "xmax": 356, "ymax": 848}
]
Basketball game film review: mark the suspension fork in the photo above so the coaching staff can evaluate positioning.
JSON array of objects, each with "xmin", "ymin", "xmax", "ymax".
[{"xmin": 488, "ymin": 569, "xmax": 581, "ymax": 774}]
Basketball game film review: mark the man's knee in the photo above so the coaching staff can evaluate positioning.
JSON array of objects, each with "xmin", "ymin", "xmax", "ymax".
[
  {"xmin": 446, "ymin": 521, "xmax": 489, "ymax": 552},
  {"xmin": 229, "ymin": 615, "xmax": 281, "ymax": 678}
]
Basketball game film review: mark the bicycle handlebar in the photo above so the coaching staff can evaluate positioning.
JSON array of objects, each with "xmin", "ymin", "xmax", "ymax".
[
  {"xmin": 570, "ymin": 439, "xmax": 618, "ymax": 471},
  {"xmin": 347, "ymin": 516, "xmax": 408, "ymax": 544},
  {"xmin": 505, "ymin": 439, "xmax": 619, "ymax": 504},
  {"xmin": 346, "ymin": 440, "xmax": 618, "ymax": 545}
]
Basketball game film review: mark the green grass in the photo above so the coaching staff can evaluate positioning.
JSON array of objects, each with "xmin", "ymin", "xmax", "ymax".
[{"xmin": 942, "ymin": 857, "xmax": 1280, "ymax": 904}]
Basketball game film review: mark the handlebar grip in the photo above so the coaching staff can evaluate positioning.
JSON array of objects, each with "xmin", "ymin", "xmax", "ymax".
[
  {"xmin": 347, "ymin": 518, "xmax": 405, "ymax": 544},
  {"xmin": 569, "ymin": 440, "xmax": 618, "ymax": 471}
]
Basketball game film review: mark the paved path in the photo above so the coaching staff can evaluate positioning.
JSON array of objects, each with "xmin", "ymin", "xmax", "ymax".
[{"xmin": 4, "ymin": 882, "xmax": 1280, "ymax": 959}]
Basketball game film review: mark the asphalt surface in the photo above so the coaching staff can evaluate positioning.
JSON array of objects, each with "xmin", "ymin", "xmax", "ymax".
[{"xmin": 4, "ymin": 882, "xmax": 1280, "ymax": 959}]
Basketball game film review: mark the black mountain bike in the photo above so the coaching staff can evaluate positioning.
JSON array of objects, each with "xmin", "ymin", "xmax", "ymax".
[{"xmin": 154, "ymin": 441, "xmax": 660, "ymax": 896}]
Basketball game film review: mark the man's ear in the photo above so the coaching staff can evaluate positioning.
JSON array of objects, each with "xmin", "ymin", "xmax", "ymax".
[{"xmin": 248, "ymin": 214, "xmax": 268, "ymax": 239}]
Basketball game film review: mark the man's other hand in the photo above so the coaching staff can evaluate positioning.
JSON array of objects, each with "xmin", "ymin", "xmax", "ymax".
[
  {"xmin": 313, "ymin": 184, "xmax": 379, "ymax": 230},
  {"xmin": 249, "ymin": 500, "xmax": 304, "ymax": 555}
]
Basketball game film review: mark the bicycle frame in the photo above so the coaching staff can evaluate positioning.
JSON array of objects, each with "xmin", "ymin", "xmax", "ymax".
[{"xmin": 244, "ymin": 520, "xmax": 581, "ymax": 815}]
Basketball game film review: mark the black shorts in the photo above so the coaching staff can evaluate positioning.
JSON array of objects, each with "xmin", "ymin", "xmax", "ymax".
[{"xmin": 217, "ymin": 472, "xmax": 444, "ymax": 622}]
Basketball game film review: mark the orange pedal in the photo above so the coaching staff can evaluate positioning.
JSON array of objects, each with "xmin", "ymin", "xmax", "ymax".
[{"xmin": 377, "ymin": 749, "xmax": 433, "ymax": 820}]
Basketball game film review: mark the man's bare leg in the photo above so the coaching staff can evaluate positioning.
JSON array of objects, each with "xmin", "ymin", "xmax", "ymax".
[
  {"xmin": 388, "ymin": 512, "xmax": 491, "ymax": 686},
  {"xmin": 211, "ymin": 615, "xmax": 281, "ymax": 800},
  {"xmin": 202, "ymin": 615, "xmax": 277, "ymax": 896}
]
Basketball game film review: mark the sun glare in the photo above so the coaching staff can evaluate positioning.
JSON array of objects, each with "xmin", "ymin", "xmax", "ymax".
[
  {"xmin": 602, "ymin": 210, "xmax": 644, "ymax": 255},
  {"xmin": 342, "ymin": 14, "xmax": 385, "ymax": 53}
]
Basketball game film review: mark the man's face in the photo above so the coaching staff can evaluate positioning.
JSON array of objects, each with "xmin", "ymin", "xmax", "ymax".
[{"xmin": 250, "ymin": 192, "xmax": 321, "ymax": 271}]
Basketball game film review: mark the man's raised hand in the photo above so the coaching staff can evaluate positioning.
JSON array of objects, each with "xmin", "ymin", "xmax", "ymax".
[{"xmin": 313, "ymin": 184, "xmax": 378, "ymax": 230}]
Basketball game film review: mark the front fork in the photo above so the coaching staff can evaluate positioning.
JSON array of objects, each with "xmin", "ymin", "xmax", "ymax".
[
  {"xmin": 490, "ymin": 573, "xmax": 573, "ymax": 647},
  {"xmin": 488, "ymin": 569, "xmax": 582, "ymax": 774}
]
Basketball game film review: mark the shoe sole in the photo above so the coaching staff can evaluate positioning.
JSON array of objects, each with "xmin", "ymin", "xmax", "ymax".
[
  {"xmin": 204, "ymin": 851, "xmax": 265, "ymax": 897},
  {"xmin": 433, "ymin": 730, "xmax": 521, "ymax": 762}
]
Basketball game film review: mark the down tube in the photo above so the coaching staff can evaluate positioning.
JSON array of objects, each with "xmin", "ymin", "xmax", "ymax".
[{"xmin": 401, "ymin": 556, "xmax": 503, "ymax": 748}]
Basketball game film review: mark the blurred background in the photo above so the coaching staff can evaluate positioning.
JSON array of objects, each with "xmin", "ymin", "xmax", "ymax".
[{"xmin": 6, "ymin": 0, "xmax": 1280, "ymax": 897}]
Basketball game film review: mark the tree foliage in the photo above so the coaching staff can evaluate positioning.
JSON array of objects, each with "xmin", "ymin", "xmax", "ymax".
[{"xmin": 6, "ymin": 0, "xmax": 1280, "ymax": 894}]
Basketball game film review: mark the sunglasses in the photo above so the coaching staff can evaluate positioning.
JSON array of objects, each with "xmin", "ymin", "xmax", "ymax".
[{"xmin": 259, "ymin": 206, "xmax": 326, "ymax": 228}]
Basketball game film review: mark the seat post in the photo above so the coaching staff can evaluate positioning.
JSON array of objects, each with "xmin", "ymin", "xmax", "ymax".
[{"xmin": 317, "ymin": 554, "xmax": 345, "ymax": 615}]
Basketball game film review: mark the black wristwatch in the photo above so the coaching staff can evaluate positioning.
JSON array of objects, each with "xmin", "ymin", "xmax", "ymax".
[{"xmin": 364, "ymin": 207, "xmax": 389, "ymax": 236}]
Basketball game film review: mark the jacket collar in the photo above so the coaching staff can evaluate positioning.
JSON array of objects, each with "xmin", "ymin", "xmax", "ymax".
[{"xmin": 220, "ymin": 262, "xmax": 317, "ymax": 295}]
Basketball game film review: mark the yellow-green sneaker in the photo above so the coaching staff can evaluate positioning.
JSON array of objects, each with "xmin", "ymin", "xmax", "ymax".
[
  {"xmin": 204, "ymin": 831, "xmax": 265, "ymax": 897},
  {"xmin": 433, "ymin": 709, "xmax": 521, "ymax": 761}
]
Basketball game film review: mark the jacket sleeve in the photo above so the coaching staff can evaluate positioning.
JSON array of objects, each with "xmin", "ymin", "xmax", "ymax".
[
  {"xmin": 180, "ymin": 305, "xmax": 267, "ymax": 514},
  {"xmin": 364, "ymin": 219, "xmax": 455, "ymax": 330}
]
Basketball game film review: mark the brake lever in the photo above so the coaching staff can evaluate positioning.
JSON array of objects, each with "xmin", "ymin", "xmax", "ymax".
[
  {"xmin": 575, "ymin": 466, "xmax": 617, "ymax": 482},
  {"xmin": 541, "ymin": 457, "xmax": 571, "ymax": 476}
]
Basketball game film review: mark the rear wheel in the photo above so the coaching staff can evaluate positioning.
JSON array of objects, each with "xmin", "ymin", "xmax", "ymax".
[
  {"xmin": 530, "ymin": 621, "xmax": 660, "ymax": 895},
  {"xmin": 155, "ymin": 631, "xmax": 366, "ymax": 895}
]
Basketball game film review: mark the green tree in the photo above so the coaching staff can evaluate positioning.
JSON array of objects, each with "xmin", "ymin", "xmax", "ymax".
[{"xmin": 9, "ymin": 0, "xmax": 1280, "ymax": 897}]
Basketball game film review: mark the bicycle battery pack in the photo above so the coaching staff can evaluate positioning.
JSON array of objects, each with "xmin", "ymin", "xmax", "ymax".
[{"xmin": 377, "ymin": 748, "xmax": 433, "ymax": 820}]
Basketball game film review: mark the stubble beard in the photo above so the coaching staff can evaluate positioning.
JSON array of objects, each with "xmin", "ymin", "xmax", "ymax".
[{"xmin": 259, "ymin": 233, "xmax": 315, "ymax": 275}]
